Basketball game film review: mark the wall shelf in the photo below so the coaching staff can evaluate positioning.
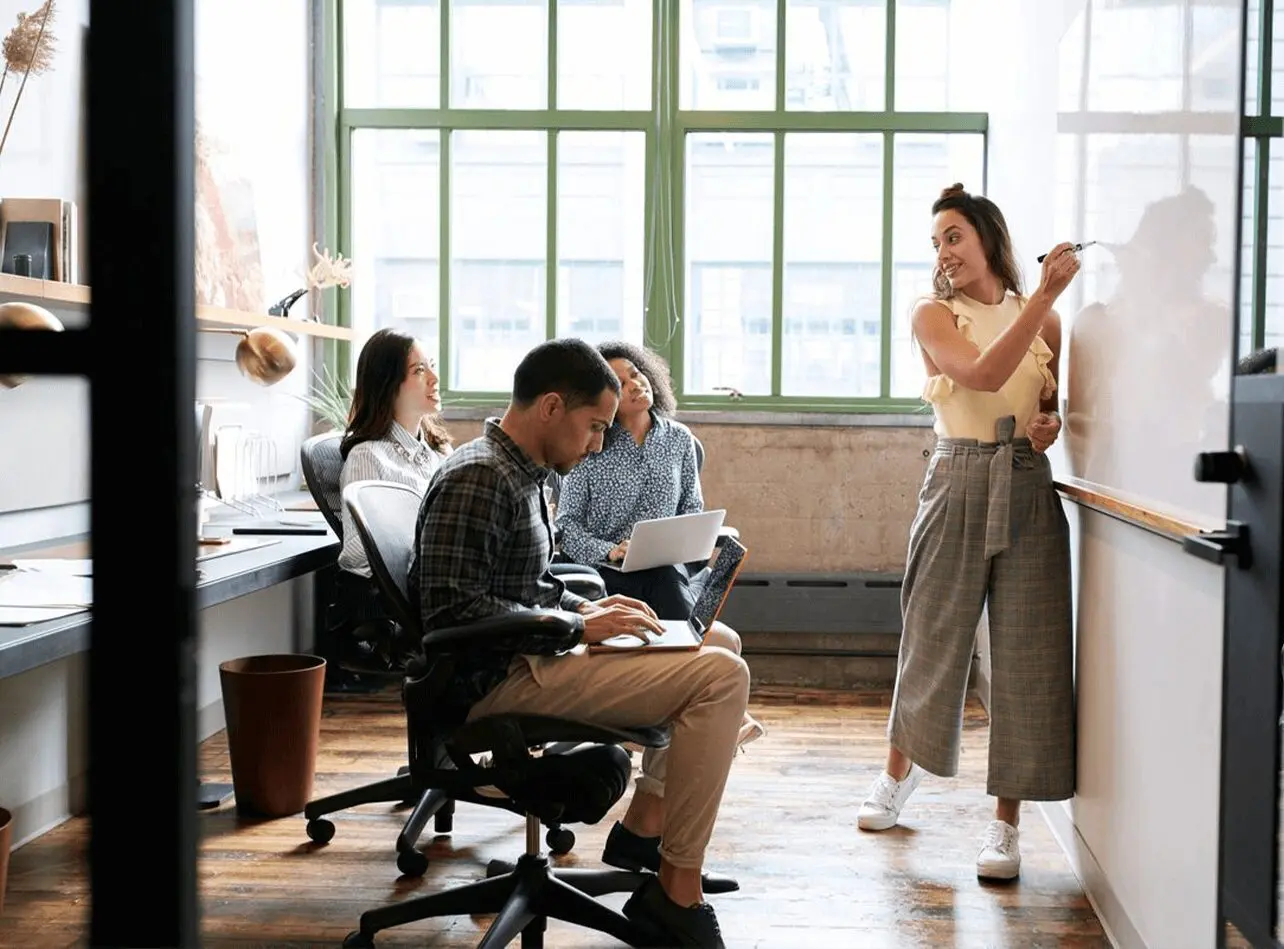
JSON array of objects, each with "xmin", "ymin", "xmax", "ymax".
[{"xmin": 0, "ymin": 273, "xmax": 353, "ymax": 341}]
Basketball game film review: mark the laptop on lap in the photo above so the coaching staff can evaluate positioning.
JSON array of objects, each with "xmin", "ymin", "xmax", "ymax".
[
  {"xmin": 589, "ymin": 537, "xmax": 749, "ymax": 653},
  {"xmin": 598, "ymin": 509, "xmax": 727, "ymax": 574}
]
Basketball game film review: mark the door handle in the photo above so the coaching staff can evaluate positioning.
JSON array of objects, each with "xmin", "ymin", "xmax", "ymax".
[{"xmin": 1182, "ymin": 520, "xmax": 1252, "ymax": 569}]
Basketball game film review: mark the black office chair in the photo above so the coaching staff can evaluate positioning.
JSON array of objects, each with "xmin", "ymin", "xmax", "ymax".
[
  {"xmin": 300, "ymin": 432, "xmax": 411, "ymax": 680},
  {"xmin": 304, "ymin": 480, "xmax": 613, "ymax": 876},
  {"xmin": 336, "ymin": 479, "xmax": 668, "ymax": 948}
]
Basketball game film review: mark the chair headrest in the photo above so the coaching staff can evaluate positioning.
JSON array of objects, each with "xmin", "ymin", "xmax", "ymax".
[{"xmin": 301, "ymin": 432, "xmax": 345, "ymax": 536}]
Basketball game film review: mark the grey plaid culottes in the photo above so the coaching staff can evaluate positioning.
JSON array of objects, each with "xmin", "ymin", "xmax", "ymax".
[{"xmin": 888, "ymin": 415, "xmax": 1076, "ymax": 801}]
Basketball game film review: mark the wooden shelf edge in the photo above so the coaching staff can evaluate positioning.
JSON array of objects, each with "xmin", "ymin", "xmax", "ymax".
[
  {"xmin": 0, "ymin": 273, "xmax": 351, "ymax": 341},
  {"xmin": 195, "ymin": 307, "xmax": 352, "ymax": 341},
  {"xmin": 1053, "ymin": 478, "xmax": 1213, "ymax": 542}
]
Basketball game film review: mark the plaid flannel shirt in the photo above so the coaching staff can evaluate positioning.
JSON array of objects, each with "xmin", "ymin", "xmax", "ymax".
[{"xmin": 409, "ymin": 419, "xmax": 589, "ymax": 706}]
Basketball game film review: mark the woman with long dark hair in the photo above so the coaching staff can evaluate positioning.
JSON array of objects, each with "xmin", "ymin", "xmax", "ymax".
[
  {"xmin": 857, "ymin": 184, "xmax": 1080, "ymax": 882},
  {"xmin": 337, "ymin": 327, "xmax": 452, "ymax": 576}
]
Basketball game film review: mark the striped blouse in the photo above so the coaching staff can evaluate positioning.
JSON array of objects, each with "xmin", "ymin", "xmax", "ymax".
[{"xmin": 337, "ymin": 421, "xmax": 450, "ymax": 577}]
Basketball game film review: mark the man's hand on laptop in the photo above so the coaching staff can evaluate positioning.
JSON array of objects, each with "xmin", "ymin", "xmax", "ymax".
[
  {"xmin": 607, "ymin": 539, "xmax": 630, "ymax": 562},
  {"xmin": 590, "ymin": 594, "xmax": 659, "ymax": 619},
  {"xmin": 578, "ymin": 601, "xmax": 664, "ymax": 645}
]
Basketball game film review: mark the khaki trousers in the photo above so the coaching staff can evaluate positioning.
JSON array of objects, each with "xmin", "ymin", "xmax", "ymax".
[{"xmin": 468, "ymin": 625, "xmax": 749, "ymax": 869}]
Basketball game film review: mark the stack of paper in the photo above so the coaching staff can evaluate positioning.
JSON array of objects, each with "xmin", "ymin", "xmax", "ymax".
[{"xmin": 0, "ymin": 569, "xmax": 93, "ymax": 625}]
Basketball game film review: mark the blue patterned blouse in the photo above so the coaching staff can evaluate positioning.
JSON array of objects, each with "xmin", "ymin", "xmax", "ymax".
[{"xmin": 555, "ymin": 412, "xmax": 703, "ymax": 565}]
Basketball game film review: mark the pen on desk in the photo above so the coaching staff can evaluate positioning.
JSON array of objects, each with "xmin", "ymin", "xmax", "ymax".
[{"xmin": 1037, "ymin": 241, "xmax": 1096, "ymax": 263}]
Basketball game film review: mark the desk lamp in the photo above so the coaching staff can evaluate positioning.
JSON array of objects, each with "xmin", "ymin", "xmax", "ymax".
[{"xmin": 0, "ymin": 300, "xmax": 63, "ymax": 389}]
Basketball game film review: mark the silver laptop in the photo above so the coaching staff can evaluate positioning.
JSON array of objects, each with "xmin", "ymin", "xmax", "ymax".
[{"xmin": 601, "ymin": 509, "xmax": 727, "ymax": 573}]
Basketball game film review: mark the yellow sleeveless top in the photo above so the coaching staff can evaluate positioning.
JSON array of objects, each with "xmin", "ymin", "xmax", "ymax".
[{"xmin": 921, "ymin": 291, "xmax": 1056, "ymax": 441}]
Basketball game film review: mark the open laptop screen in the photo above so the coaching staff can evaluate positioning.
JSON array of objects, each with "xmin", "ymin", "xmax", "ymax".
[{"xmin": 690, "ymin": 537, "xmax": 747, "ymax": 631}]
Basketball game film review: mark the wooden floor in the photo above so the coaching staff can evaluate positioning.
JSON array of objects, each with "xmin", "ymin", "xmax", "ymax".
[{"xmin": 0, "ymin": 688, "xmax": 1108, "ymax": 948}]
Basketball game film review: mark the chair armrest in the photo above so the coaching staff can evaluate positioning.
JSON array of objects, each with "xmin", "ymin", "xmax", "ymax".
[
  {"xmin": 421, "ymin": 609, "xmax": 584, "ymax": 653},
  {"xmin": 549, "ymin": 562, "xmax": 606, "ymax": 600}
]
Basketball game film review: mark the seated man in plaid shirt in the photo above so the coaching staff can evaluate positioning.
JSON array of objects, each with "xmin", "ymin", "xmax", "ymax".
[{"xmin": 409, "ymin": 337, "xmax": 748, "ymax": 949}]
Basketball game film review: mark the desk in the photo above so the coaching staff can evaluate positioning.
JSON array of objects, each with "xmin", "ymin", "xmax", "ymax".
[{"xmin": 0, "ymin": 530, "xmax": 339, "ymax": 681}]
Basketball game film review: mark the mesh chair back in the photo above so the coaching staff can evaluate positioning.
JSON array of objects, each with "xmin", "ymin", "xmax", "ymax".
[
  {"xmin": 300, "ymin": 432, "xmax": 345, "ymax": 537},
  {"xmin": 343, "ymin": 479, "xmax": 423, "ymax": 636}
]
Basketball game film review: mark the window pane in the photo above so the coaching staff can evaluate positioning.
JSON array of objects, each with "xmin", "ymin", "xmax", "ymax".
[
  {"xmin": 1246, "ymin": 0, "xmax": 1260, "ymax": 116},
  {"xmin": 451, "ymin": 131, "xmax": 546, "ymax": 390},
  {"xmin": 558, "ymin": 0, "xmax": 652, "ymax": 110},
  {"xmin": 685, "ymin": 133, "xmax": 774, "ymax": 396},
  {"xmin": 343, "ymin": 0, "xmax": 441, "ymax": 109},
  {"xmin": 894, "ymin": 0, "xmax": 986, "ymax": 112},
  {"xmin": 1272, "ymin": 0, "xmax": 1284, "ymax": 117},
  {"xmin": 782, "ymin": 134, "xmax": 883, "ymax": 397},
  {"xmin": 1189, "ymin": 2, "xmax": 1245, "ymax": 115},
  {"xmin": 786, "ymin": 0, "xmax": 884, "ymax": 111},
  {"xmin": 1083, "ymin": 2, "xmax": 1184, "ymax": 112},
  {"xmin": 889, "ymin": 133, "xmax": 985, "ymax": 397},
  {"xmin": 680, "ymin": 0, "xmax": 776, "ymax": 110},
  {"xmin": 1267, "ymin": 141, "xmax": 1284, "ymax": 352},
  {"xmin": 451, "ymin": 0, "xmax": 547, "ymax": 109},
  {"xmin": 351, "ymin": 129, "xmax": 441, "ymax": 353},
  {"xmin": 557, "ymin": 132, "xmax": 646, "ymax": 344},
  {"xmin": 1240, "ymin": 138, "xmax": 1256, "ymax": 361}
]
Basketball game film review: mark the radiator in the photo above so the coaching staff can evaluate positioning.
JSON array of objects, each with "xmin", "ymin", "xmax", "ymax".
[{"xmin": 718, "ymin": 572, "xmax": 904, "ymax": 636}]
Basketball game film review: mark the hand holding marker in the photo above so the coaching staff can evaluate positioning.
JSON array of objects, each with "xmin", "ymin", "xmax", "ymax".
[{"xmin": 1037, "ymin": 241, "xmax": 1096, "ymax": 264}]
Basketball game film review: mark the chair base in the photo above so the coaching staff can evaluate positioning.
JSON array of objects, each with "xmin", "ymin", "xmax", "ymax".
[
  {"xmin": 343, "ymin": 852, "xmax": 652, "ymax": 949},
  {"xmin": 302, "ymin": 772, "xmax": 579, "ymax": 875}
]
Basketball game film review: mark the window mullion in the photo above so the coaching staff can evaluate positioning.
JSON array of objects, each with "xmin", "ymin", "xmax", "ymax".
[
  {"xmin": 879, "ymin": 1, "xmax": 897, "ymax": 399},
  {"xmin": 546, "ymin": 0, "xmax": 558, "ymax": 341}
]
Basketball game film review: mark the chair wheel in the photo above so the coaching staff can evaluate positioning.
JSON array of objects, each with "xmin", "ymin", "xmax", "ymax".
[
  {"xmin": 546, "ymin": 827, "xmax": 575, "ymax": 854},
  {"xmin": 397, "ymin": 847, "xmax": 429, "ymax": 877},
  {"xmin": 343, "ymin": 931, "xmax": 375, "ymax": 948},
  {"xmin": 306, "ymin": 818, "xmax": 335, "ymax": 844},
  {"xmin": 396, "ymin": 764, "xmax": 410, "ymax": 776},
  {"xmin": 487, "ymin": 858, "xmax": 515, "ymax": 878}
]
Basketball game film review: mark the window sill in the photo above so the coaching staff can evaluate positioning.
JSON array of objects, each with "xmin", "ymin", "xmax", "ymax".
[{"xmin": 440, "ymin": 404, "xmax": 934, "ymax": 428}]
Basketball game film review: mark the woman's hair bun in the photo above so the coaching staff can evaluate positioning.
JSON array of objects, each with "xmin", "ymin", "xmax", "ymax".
[{"xmin": 940, "ymin": 182, "xmax": 967, "ymax": 199}]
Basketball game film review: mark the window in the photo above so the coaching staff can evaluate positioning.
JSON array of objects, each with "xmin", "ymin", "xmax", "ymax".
[
  {"xmin": 1243, "ymin": 0, "xmax": 1284, "ymax": 360},
  {"xmin": 336, "ymin": 0, "xmax": 988, "ymax": 409}
]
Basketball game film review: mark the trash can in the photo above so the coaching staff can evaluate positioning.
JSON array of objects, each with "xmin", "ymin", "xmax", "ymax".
[
  {"xmin": 219, "ymin": 654, "xmax": 326, "ymax": 818},
  {"xmin": 0, "ymin": 806, "xmax": 11, "ymax": 917}
]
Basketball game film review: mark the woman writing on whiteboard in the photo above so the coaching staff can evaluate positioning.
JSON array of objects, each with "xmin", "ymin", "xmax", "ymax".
[{"xmin": 856, "ymin": 183, "xmax": 1080, "ymax": 881}]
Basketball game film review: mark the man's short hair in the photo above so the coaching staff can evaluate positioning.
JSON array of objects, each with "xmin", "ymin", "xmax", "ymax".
[{"xmin": 512, "ymin": 338, "xmax": 621, "ymax": 410}]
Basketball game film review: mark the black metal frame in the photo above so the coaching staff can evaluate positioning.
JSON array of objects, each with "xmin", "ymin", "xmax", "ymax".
[
  {"xmin": 1207, "ymin": 375, "xmax": 1284, "ymax": 949},
  {"xmin": 23, "ymin": 1, "xmax": 209, "ymax": 945}
]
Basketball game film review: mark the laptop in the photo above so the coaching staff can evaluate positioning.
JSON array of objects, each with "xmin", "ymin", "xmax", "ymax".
[
  {"xmin": 599, "ymin": 509, "xmax": 727, "ymax": 573},
  {"xmin": 589, "ymin": 537, "xmax": 749, "ymax": 653}
]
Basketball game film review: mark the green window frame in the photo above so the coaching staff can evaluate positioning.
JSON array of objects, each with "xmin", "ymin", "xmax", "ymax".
[{"xmin": 325, "ymin": 0, "xmax": 989, "ymax": 413}]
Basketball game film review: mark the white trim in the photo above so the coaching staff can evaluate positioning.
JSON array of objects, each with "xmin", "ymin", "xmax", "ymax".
[{"xmin": 1039, "ymin": 800, "xmax": 1145, "ymax": 949}]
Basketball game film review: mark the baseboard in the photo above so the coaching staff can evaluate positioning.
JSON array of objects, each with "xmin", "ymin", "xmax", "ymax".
[
  {"xmin": 198, "ymin": 697, "xmax": 226, "ymax": 742},
  {"xmin": 10, "ymin": 770, "xmax": 87, "ymax": 850},
  {"xmin": 8, "ymin": 702, "xmax": 226, "ymax": 853},
  {"xmin": 1039, "ymin": 800, "xmax": 1145, "ymax": 949}
]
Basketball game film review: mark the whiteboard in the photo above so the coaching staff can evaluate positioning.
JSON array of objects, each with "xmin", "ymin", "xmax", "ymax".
[{"xmin": 1050, "ymin": 0, "xmax": 1243, "ymax": 529}]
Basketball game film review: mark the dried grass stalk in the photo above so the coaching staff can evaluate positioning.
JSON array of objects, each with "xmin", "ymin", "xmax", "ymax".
[
  {"xmin": 0, "ymin": 1, "xmax": 56, "ymax": 161},
  {"xmin": 2, "ymin": 0, "xmax": 56, "ymax": 77}
]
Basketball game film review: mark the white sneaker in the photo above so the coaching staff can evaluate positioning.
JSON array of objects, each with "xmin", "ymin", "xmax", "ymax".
[
  {"xmin": 976, "ymin": 820, "xmax": 1021, "ymax": 880},
  {"xmin": 857, "ymin": 764, "xmax": 925, "ymax": 831},
  {"xmin": 737, "ymin": 716, "xmax": 766, "ymax": 752}
]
